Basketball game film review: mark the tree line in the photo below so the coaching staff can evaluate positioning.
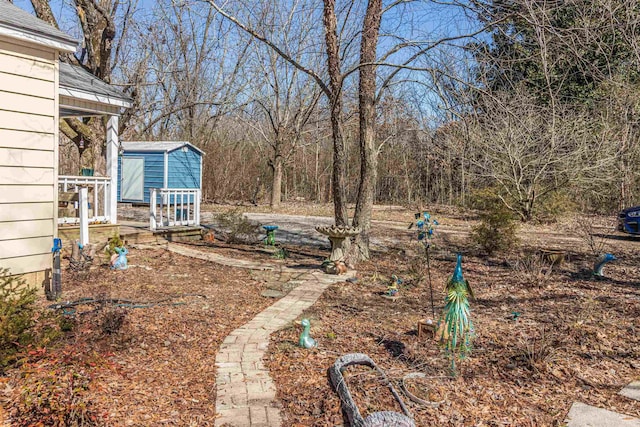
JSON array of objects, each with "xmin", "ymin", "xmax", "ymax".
[{"xmin": 22, "ymin": 0, "xmax": 640, "ymax": 259}]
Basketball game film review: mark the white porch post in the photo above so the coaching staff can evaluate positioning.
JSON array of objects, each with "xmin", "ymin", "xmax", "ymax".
[
  {"xmin": 79, "ymin": 187, "xmax": 89, "ymax": 246},
  {"xmin": 106, "ymin": 116, "xmax": 119, "ymax": 224},
  {"xmin": 150, "ymin": 188, "xmax": 157, "ymax": 231},
  {"xmin": 196, "ymin": 189, "xmax": 201, "ymax": 226}
]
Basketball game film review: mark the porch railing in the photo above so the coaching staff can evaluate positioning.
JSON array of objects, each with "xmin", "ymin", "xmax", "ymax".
[
  {"xmin": 150, "ymin": 188, "xmax": 201, "ymax": 231},
  {"xmin": 58, "ymin": 176, "xmax": 112, "ymax": 225}
]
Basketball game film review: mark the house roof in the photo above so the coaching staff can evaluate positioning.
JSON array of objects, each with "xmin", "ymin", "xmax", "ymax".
[
  {"xmin": 59, "ymin": 62, "xmax": 133, "ymax": 112},
  {"xmin": 0, "ymin": 0, "xmax": 76, "ymax": 52},
  {"xmin": 122, "ymin": 141, "xmax": 205, "ymax": 155}
]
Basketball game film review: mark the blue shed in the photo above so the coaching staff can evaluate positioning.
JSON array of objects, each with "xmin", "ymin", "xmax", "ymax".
[{"xmin": 118, "ymin": 141, "xmax": 204, "ymax": 204}]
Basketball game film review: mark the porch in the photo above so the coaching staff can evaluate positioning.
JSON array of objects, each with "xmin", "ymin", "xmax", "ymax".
[
  {"xmin": 56, "ymin": 177, "xmax": 203, "ymax": 247},
  {"xmin": 57, "ymin": 64, "xmax": 202, "ymax": 247},
  {"xmin": 56, "ymin": 62, "xmax": 128, "ymax": 248}
]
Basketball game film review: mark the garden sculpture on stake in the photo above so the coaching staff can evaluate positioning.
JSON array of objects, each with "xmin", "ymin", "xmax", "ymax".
[
  {"xmin": 50, "ymin": 238, "xmax": 62, "ymax": 300},
  {"xmin": 410, "ymin": 212, "xmax": 439, "ymax": 318},
  {"xmin": 262, "ymin": 225, "xmax": 279, "ymax": 246},
  {"xmin": 439, "ymin": 253, "xmax": 474, "ymax": 376}
]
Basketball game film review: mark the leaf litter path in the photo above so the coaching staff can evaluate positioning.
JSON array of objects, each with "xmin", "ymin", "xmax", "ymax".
[{"xmin": 166, "ymin": 243, "xmax": 355, "ymax": 427}]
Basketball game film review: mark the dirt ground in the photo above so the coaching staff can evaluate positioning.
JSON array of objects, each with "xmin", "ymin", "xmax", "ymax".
[{"xmin": 2, "ymin": 204, "xmax": 638, "ymax": 426}]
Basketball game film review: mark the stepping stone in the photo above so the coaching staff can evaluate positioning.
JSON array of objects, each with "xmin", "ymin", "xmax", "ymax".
[
  {"xmin": 260, "ymin": 289, "xmax": 285, "ymax": 298},
  {"xmin": 620, "ymin": 381, "xmax": 640, "ymax": 401},
  {"xmin": 566, "ymin": 402, "xmax": 640, "ymax": 427}
]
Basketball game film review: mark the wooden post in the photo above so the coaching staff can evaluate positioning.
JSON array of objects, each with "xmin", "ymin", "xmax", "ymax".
[
  {"xmin": 79, "ymin": 187, "xmax": 89, "ymax": 246},
  {"xmin": 106, "ymin": 116, "xmax": 119, "ymax": 224}
]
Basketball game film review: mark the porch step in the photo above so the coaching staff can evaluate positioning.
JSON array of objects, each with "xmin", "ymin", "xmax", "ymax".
[
  {"xmin": 153, "ymin": 226, "xmax": 204, "ymax": 243},
  {"xmin": 58, "ymin": 223, "xmax": 120, "ymax": 252},
  {"xmin": 119, "ymin": 222, "xmax": 203, "ymax": 245}
]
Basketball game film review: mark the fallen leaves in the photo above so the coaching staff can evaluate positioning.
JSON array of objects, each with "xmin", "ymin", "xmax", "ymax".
[
  {"xmin": 2, "ymin": 248, "xmax": 273, "ymax": 426},
  {"xmin": 266, "ymin": 246, "xmax": 640, "ymax": 426}
]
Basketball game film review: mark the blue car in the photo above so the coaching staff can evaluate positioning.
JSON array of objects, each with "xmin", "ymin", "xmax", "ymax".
[{"xmin": 618, "ymin": 205, "xmax": 640, "ymax": 234}]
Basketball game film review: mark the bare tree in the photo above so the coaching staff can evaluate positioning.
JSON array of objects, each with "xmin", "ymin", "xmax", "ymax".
[
  {"xmin": 30, "ymin": 0, "xmax": 138, "ymax": 174},
  {"xmin": 351, "ymin": 0, "xmax": 382, "ymax": 260},
  {"xmin": 207, "ymin": 0, "xmax": 489, "ymax": 260},
  {"xmin": 131, "ymin": 0, "xmax": 252, "ymax": 141},
  {"xmin": 460, "ymin": 0, "xmax": 640, "ymax": 216},
  {"xmin": 465, "ymin": 89, "xmax": 619, "ymax": 220},
  {"xmin": 206, "ymin": 0, "xmax": 353, "ymax": 228},
  {"xmin": 246, "ymin": 74, "xmax": 321, "ymax": 208},
  {"xmin": 240, "ymin": 4, "xmax": 323, "ymax": 208}
]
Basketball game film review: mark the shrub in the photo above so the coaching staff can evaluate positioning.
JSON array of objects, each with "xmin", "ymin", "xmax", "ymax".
[
  {"xmin": 10, "ymin": 349, "xmax": 104, "ymax": 426},
  {"xmin": 573, "ymin": 214, "xmax": 613, "ymax": 257},
  {"xmin": 104, "ymin": 233, "xmax": 124, "ymax": 256},
  {"xmin": 512, "ymin": 253, "xmax": 553, "ymax": 288},
  {"xmin": 99, "ymin": 306, "xmax": 127, "ymax": 335},
  {"xmin": 0, "ymin": 269, "xmax": 37, "ymax": 368},
  {"xmin": 272, "ymin": 247, "xmax": 289, "ymax": 259},
  {"xmin": 470, "ymin": 191, "xmax": 519, "ymax": 255},
  {"xmin": 536, "ymin": 190, "xmax": 577, "ymax": 223},
  {"xmin": 214, "ymin": 209, "xmax": 260, "ymax": 244},
  {"xmin": 515, "ymin": 328, "xmax": 558, "ymax": 372}
]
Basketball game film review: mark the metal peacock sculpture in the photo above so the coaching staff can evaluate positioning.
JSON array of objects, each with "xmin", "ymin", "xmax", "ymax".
[{"xmin": 440, "ymin": 253, "xmax": 474, "ymax": 375}]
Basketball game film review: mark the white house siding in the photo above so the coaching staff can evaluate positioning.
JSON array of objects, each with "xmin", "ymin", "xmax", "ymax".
[{"xmin": 0, "ymin": 37, "xmax": 57, "ymax": 276}]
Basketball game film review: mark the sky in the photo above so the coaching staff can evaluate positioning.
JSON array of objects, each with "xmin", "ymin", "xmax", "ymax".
[{"xmin": 10, "ymin": 0, "xmax": 487, "ymax": 127}]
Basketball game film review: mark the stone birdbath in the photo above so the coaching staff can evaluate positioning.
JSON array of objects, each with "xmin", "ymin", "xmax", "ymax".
[{"xmin": 315, "ymin": 225, "xmax": 361, "ymax": 262}]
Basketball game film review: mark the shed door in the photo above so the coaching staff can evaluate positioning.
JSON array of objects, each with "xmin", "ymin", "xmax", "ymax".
[{"xmin": 121, "ymin": 157, "xmax": 144, "ymax": 201}]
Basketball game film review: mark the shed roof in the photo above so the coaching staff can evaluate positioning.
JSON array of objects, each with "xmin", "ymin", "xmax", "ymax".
[
  {"xmin": 0, "ymin": 0, "xmax": 76, "ymax": 52},
  {"xmin": 122, "ymin": 141, "xmax": 205, "ymax": 155}
]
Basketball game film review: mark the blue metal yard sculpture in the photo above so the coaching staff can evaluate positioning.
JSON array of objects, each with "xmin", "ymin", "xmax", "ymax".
[
  {"xmin": 410, "ymin": 212, "xmax": 439, "ymax": 318},
  {"xmin": 263, "ymin": 225, "xmax": 279, "ymax": 246}
]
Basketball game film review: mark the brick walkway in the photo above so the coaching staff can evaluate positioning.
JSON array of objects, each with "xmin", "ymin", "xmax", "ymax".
[
  {"xmin": 164, "ymin": 243, "xmax": 353, "ymax": 426},
  {"xmin": 215, "ymin": 270, "xmax": 354, "ymax": 426},
  {"xmin": 165, "ymin": 243, "xmax": 275, "ymax": 271}
]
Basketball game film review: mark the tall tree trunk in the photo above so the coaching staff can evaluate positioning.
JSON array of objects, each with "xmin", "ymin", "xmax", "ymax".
[
  {"xmin": 270, "ymin": 156, "xmax": 283, "ymax": 208},
  {"xmin": 323, "ymin": 0, "xmax": 348, "ymax": 227},
  {"xmin": 352, "ymin": 0, "xmax": 382, "ymax": 261},
  {"xmin": 315, "ymin": 139, "xmax": 320, "ymax": 202},
  {"xmin": 403, "ymin": 151, "xmax": 412, "ymax": 204}
]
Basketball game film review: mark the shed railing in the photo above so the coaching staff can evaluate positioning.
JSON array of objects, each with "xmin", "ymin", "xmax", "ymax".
[
  {"xmin": 58, "ymin": 176, "xmax": 113, "ymax": 225},
  {"xmin": 150, "ymin": 188, "xmax": 201, "ymax": 231}
]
